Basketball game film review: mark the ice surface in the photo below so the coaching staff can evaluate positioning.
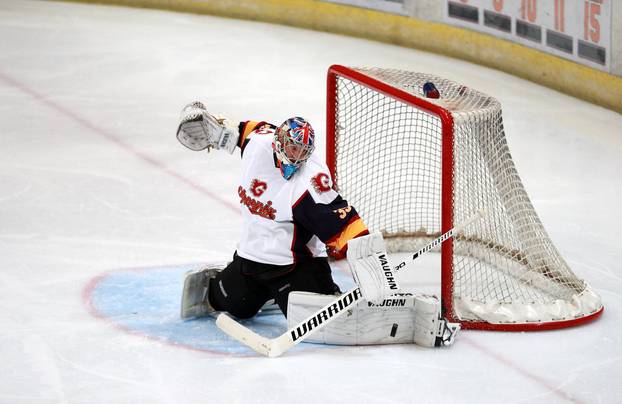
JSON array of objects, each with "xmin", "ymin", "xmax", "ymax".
[{"xmin": 1, "ymin": 1, "xmax": 621, "ymax": 403}]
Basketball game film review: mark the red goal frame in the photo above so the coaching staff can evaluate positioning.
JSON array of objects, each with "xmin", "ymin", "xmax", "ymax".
[{"xmin": 325, "ymin": 64, "xmax": 603, "ymax": 331}]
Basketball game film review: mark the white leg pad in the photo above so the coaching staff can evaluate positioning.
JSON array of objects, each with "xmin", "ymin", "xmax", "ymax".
[
  {"xmin": 287, "ymin": 291, "xmax": 417, "ymax": 345},
  {"xmin": 180, "ymin": 263, "xmax": 227, "ymax": 319},
  {"xmin": 413, "ymin": 294, "xmax": 460, "ymax": 347}
]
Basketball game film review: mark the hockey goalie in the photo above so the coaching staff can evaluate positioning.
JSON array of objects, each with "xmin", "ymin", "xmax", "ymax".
[{"xmin": 176, "ymin": 101, "xmax": 459, "ymax": 349}]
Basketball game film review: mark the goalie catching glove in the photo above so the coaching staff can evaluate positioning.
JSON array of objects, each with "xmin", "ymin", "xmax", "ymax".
[
  {"xmin": 347, "ymin": 232, "xmax": 400, "ymax": 304},
  {"xmin": 176, "ymin": 101, "xmax": 239, "ymax": 154}
]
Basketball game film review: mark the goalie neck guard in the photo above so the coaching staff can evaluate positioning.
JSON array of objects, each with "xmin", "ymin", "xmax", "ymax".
[{"xmin": 273, "ymin": 117, "xmax": 315, "ymax": 180}]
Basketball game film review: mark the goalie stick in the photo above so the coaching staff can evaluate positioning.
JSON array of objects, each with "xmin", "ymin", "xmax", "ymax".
[{"xmin": 216, "ymin": 210, "xmax": 485, "ymax": 357}]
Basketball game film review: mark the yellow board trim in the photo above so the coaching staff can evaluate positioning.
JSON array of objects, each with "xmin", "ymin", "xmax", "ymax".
[{"xmin": 58, "ymin": 0, "xmax": 622, "ymax": 113}]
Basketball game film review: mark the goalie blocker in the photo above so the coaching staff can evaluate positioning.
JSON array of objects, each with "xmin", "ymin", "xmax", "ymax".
[
  {"xmin": 347, "ymin": 231, "xmax": 400, "ymax": 304},
  {"xmin": 287, "ymin": 291, "xmax": 460, "ymax": 347}
]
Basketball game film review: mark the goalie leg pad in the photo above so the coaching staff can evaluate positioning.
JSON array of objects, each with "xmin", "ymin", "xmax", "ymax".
[
  {"xmin": 287, "ymin": 291, "xmax": 417, "ymax": 345},
  {"xmin": 180, "ymin": 263, "xmax": 227, "ymax": 319},
  {"xmin": 413, "ymin": 294, "xmax": 461, "ymax": 347}
]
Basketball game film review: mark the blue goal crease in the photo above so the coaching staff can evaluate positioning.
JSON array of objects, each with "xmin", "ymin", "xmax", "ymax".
[{"xmin": 86, "ymin": 264, "xmax": 355, "ymax": 356}]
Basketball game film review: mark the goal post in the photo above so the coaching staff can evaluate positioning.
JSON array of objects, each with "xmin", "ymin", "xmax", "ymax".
[{"xmin": 326, "ymin": 65, "xmax": 603, "ymax": 331}]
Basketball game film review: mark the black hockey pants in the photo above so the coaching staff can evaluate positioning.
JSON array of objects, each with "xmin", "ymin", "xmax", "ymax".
[{"xmin": 208, "ymin": 252, "xmax": 340, "ymax": 319}]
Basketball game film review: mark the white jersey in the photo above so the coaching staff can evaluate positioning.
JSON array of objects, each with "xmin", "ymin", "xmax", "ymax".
[{"xmin": 235, "ymin": 122, "xmax": 366, "ymax": 266}]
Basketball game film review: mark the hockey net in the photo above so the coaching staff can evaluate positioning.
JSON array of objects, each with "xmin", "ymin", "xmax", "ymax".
[{"xmin": 326, "ymin": 65, "xmax": 603, "ymax": 330}]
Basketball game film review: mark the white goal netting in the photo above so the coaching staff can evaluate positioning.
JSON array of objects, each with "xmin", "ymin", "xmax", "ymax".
[{"xmin": 328, "ymin": 66, "xmax": 602, "ymax": 329}]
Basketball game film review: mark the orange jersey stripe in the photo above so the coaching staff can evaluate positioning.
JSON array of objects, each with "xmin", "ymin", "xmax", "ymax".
[
  {"xmin": 326, "ymin": 216, "xmax": 368, "ymax": 254},
  {"xmin": 238, "ymin": 121, "xmax": 264, "ymax": 147}
]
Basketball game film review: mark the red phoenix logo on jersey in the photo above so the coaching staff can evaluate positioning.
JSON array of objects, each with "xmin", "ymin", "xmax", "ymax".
[
  {"xmin": 311, "ymin": 173, "xmax": 331, "ymax": 194},
  {"xmin": 250, "ymin": 179, "xmax": 268, "ymax": 197}
]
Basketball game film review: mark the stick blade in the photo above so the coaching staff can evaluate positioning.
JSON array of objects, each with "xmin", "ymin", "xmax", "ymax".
[{"xmin": 215, "ymin": 313, "xmax": 275, "ymax": 357}]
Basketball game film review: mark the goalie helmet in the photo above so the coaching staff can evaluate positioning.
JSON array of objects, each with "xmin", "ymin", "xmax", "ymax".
[{"xmin": 273, "ymin": 117, "xmax": 315, "ymax": 180}]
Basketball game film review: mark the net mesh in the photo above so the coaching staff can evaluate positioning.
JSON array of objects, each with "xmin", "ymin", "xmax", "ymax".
[{"xmin": 330, "ymin": 67, "xmax": 602, "ymax": 327}]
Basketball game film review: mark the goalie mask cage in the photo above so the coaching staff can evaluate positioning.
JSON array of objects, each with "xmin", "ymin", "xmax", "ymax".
[{"xmin": 326, "ymin": 65, "xmax": 603, "ymax": 331}]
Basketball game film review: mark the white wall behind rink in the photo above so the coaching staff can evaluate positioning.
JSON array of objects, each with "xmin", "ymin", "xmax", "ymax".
[{"xmin": 324, "ymin": 0, "xmax": 621, "ymax": 76}]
